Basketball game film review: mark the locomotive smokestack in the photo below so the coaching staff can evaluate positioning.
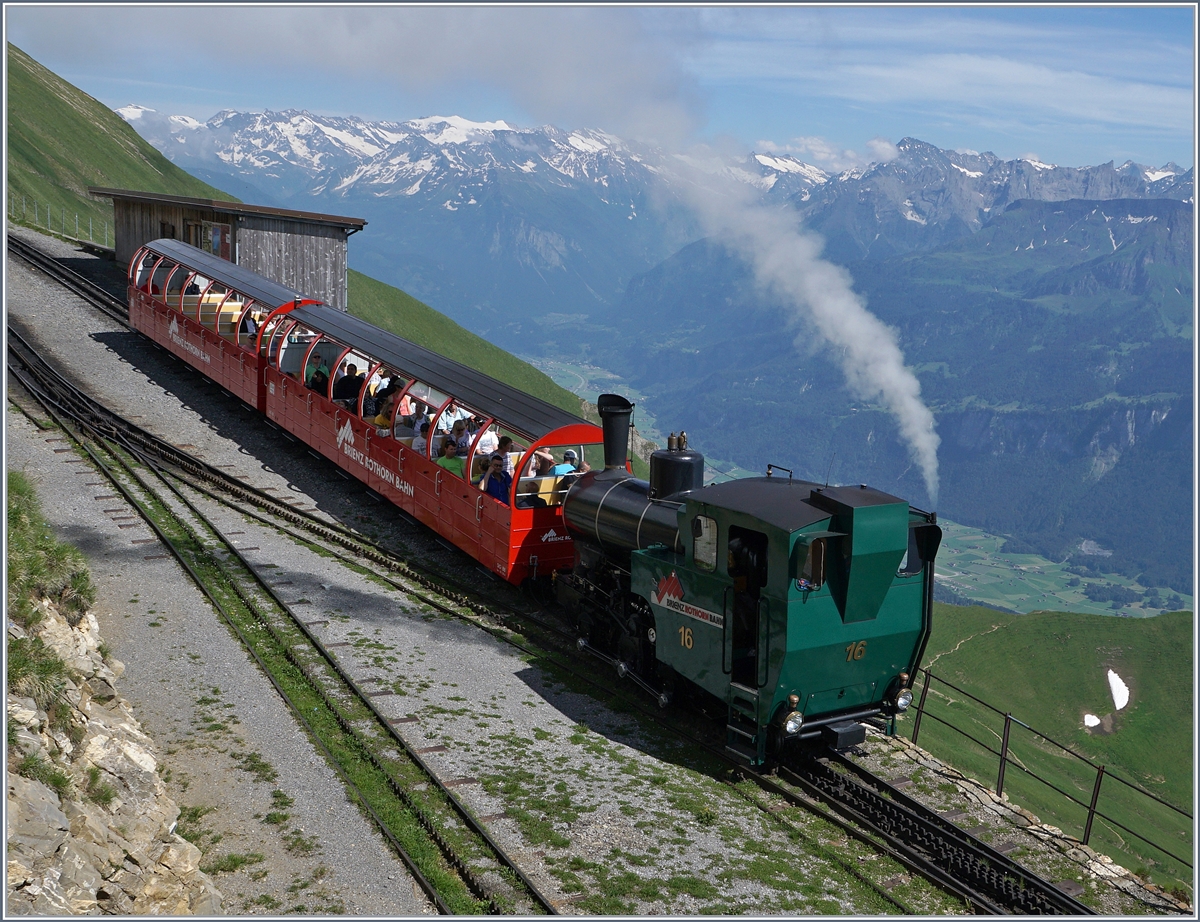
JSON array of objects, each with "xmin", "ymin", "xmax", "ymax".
[{"xmin": 597, "ymin": 393, "xmax": 634, "ymax": 471}]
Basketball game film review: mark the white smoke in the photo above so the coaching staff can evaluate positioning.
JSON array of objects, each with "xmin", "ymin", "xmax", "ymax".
[{"xmin": 674, "ymin": 165, "xmax": 940, "ymax": 504}]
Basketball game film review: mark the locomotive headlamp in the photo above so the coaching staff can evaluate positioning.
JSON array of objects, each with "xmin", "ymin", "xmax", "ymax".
[
  {"xmin": 784, "ymin": 710, "xmax": 805, "ymax": 735},
  {"xmin": 895, "ymin": 688, "xmax": 914, "ymax": 712}
]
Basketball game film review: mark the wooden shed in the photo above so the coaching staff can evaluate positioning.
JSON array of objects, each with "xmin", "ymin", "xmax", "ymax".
[{"xmin": 88, "ymin": 188, "xmax": 366, "ymax": 311}]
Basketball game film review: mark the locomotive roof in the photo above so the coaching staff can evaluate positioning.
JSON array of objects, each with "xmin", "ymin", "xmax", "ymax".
[
  {"xmin": 289, "ymin": 304, "xmax": 590, "ymax": 441},
  {"xmin": 693, "ymin": 477, "xmax": 906, "ymax": 533},
  {"xmin": 141, "ymin": 239, "xmax": 309, "ymax": 310}
]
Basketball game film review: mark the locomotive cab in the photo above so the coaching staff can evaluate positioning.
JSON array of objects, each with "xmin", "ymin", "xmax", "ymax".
[{"xmin": 630, "ymin": 479, "xmax": 940, "ymax": 765}]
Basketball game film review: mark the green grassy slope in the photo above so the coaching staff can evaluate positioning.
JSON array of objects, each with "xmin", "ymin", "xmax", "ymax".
[
  {"xmin": 8, "ymin": 43, "xmax": 588, "ymax": 417},
  {"xmin": 6, "ymin": 42, "xmax": 236, "ymax": 241},
  {"xmin": 909, "ymin": 603, "xmax": 1193, "ymax": 889},
  {"xmin": 347, "ymin": 269, "xmax": 585, "ymax": 417}
]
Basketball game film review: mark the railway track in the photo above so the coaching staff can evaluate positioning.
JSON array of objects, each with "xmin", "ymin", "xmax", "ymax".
[
  {"xmin": 8, "ymin": 326, "xmax": 557, "ymax": 916},
  {"xmin": 9, "ymin": 231, "xmax": 1101, "ymax": 914}
]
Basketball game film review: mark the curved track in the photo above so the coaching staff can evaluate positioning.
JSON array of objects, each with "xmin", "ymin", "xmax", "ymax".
[{"xmin": 8, "ymin": 324, "xmax": 558, "ymax": 916}]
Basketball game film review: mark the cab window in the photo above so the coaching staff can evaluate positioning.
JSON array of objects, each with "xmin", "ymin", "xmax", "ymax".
[
  {"xmin": 799, "ymin": 538, "xmax": 826, "ymax": 589},
  {"xmin": 692, "ymin": 515, "xmax": 717, "ymax": 571}
]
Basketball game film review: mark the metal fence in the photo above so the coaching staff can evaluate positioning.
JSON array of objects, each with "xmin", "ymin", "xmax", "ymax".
[
  {"xmin": 9, "ymin": 195, "xmax": 109, "ymax": 247},
  {"xmin": 906, "ymin": 667, "xmax": 1192, "ymax": 876}
]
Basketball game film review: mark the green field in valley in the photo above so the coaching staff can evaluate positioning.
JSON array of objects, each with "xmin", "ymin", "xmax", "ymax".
[
  {"xmin": 906, "ymin": 603, "xmax": 1193, "ymax": 896},
  {"xmin": 936, "ymin": 520, "xmax": 1193, "ymax": 616}
]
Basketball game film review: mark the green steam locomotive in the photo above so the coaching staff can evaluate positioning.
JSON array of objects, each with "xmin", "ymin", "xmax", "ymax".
[{"xmin": 558, "ymin": 395, "xmax": 941, "ymax": 765}]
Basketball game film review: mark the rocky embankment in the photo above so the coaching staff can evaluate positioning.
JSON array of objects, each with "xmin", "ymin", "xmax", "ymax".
[{"xmin": 6, "ymin": 597, "xmax": 222, "ymax": 914}]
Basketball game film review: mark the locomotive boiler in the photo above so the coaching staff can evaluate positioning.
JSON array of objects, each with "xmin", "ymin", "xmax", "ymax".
[{"xmin": 558, "ymin": 395, "xmax": 942, "ymax": 765}]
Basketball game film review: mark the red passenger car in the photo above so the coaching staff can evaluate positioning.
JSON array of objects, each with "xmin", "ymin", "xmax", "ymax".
[{"xmin": 129, "ymin": 239, "xmax": 606, "ymax": 583}]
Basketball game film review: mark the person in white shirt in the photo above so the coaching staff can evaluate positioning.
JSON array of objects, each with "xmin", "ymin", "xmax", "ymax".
[
  {"xmin": 412, "ymin": 421, "xmax": 430, "ymax": 457},
  {"xmin": 476, "ymin": 424, "xmax": 499, "ymax": 456}
]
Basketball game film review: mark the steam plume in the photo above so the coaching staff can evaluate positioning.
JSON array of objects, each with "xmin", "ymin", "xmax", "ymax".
[{"xmin": 673, "ymin": 164, "xmax": 940, "ymax": 505}]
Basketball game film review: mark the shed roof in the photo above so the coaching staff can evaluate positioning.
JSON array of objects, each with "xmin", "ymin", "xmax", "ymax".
[
  {"xmin": 141, "ymin": 239, "xmax": 310, "ymax": 309},
  {"xmin": 288, "ymin": 304, "xmax": 589, "ymax": 440},
  {"xmin": 90, "ymin": 187, "xmax": 366, "ymax": 231}
]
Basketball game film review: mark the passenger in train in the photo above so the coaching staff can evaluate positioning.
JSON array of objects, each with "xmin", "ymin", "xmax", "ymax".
[
  {"xmin": 308, "ymin": 367, "xmax": 330, "ymax": 395},
  {"xmin": 515, "ymin": 480, "xmax": 548, "ymax": 509},
  {"xmin": 435, "ymin": 439, "xmax": 466, "ymax": 478},
  {"xmin": 528, "ymin": 447, "xmax": 555, "ymax": 476},
  {"xmin": 372, "ymin": 391, "xmax": 396, "ymax": 429},
  {"xmin": 451, "ymin": 419, "xmax": 472, "ymax": 453},
  {"xmin": 497, "ymin": 436, "xmax": 514, "ymax": 474},
  {"xmin": 412, "ymin": 421, "xmax": 431, "ymax": 456},
  {"xmin": 551, "ymin": 450, "xmax": 581, "ymax": 476},
  {"xmin": 332, "ymin": 363, "xmax": 365, "ymax": 403},
  {"xmin": 240, "ymin": 312, "xmax": 258, "ymax": 341},
  {"xmin": 475, "ymin": 422, "xmax": 499, "ymax": 457},
  {"xmin": 438, "ymin": 401, "xmax": 469, "ymax": 432},
  {"xmin": 397, "ymin": 391, "xmax": 416, "ymax": 421},
  {"xmin": 479, "ymin": 453, "xmax": 513, "ymax": 504}
]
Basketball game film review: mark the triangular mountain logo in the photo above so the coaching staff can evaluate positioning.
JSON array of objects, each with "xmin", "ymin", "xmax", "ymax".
[
  {"xmin": 655, "ymin": 571, "xmax": 684, "ymax": 604},
  {"xmin": 336, "ymin": 418, "xmax": 355, "ymax": 449}
]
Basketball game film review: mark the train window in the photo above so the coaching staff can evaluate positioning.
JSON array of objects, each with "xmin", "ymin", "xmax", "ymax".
[
  {"xmin": 134, "ymin": 252, "xmax": 160, "ymax": 290},
  {"xmin": 221, "ymin": 294, "xmax": 245, "ymax": 342},
  {"xmin": 204, "ymin": 284, "xmax": 232, "ymax": 335},
  {"xmin": 278, "ymin": 324, "xmax": 317, "ymax": 379},
  {"xmin": 331, "ymin": 349, "xmax": 372, "ymax": 412},
  {"xmin": 233, "ymin": 300, "xmax": 262, "ymax": 348},
  {"xmin": 366, "ymin": 368, "xmax": 409, "ymax": 431},
  {"xmin": 692, "ymin": 515, "xmax": 717, "ymax": 571},
  {"xmin": 898, "ymin": 524, "xmax": 939, "ymax": 577},
  {"xmin": 185, "ymin": 274, "xmax": 216, "ymax": 325},
  {"xmin": 267, "ymin": 321, "xmax": 297, "ymax": 369},
  {"xmin": 149, "ymin": 261, "xmax": 178, "ymax": 301},
  {"xmin": 406, "ymin": 382, "xmax": 450, "ymax": 457},
  {"xmin": 164, "ymin": 266, "xmax": 191, "ymax": 310},
  {"xmin": 257, "ymin": 315, "xmax": 285, "ymax": 359},
  {"xmin": 303, "ymin": 336, "xmax": 347, "ymax": 398},
  {"xmin": 798, "ymin": 538, "xmax": 826, "ymax": 590}
]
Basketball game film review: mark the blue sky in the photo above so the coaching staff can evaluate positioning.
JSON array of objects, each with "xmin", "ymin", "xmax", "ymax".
[{"xmin": 5, "ymin": 5, "xmax": 1195, "ymax": 168}]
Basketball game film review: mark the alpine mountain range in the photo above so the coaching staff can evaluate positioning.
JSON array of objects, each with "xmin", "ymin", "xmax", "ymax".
[{"xmin": 118, "ymin": 106, "xmax": 1195, "ymax": 596}]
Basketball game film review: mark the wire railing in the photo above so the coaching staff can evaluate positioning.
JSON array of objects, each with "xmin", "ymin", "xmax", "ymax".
[
  {"xmin": 906, "ymin": 667, "xmax": 1192, "ymax": 873},
  {"xmin": 9, "ymin": 194, "xmax": 110, "ymax": 249}
]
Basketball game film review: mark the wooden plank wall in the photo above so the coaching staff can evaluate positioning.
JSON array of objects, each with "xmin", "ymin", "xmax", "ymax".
[
  {"xmin": 112, "ymin": 204, "xmax": 350, "ymax": 311},
  {"xmin": 238, "ymin": 217, "xmax": 348, "ymax": 311},
  {"xmin": 113, "ymin": 201, "xmax": 233, "ymax": 267}
]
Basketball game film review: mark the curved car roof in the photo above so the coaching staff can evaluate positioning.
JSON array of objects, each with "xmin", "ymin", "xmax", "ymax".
[
  {"xmin": 138, "ymin": 240, "xmax": 590, "ymax": 440},
  {"xmin": 289, "ymin": 304, "xmax": 588, "ymax": 440},
  {"xmin": 141, "ymin": 239, "xmax": 309, "ymax": 310}
]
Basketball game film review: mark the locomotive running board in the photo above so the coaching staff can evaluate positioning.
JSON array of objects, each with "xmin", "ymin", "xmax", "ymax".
[{"xmin": 576, "ymin": 638, "xmax": 670, "ymax": 708}]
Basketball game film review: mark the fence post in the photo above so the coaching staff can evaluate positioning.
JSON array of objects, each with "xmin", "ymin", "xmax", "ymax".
[
  {"xmin": 997, "ymin": 712, "xmax": 1012, "ymax": 796},
  {"xmin": 1082, "ymin": 765, "xmax": 1106, "ymax": 845},
  {"xmin": 911, "ymin": 669, "xmax": 932, "ymax": 744}
]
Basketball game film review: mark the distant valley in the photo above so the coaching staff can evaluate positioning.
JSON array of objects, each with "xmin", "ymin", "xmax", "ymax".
[{"xmin": 119, "ymin": 106, "xmax": 1196, "ymax": 596}]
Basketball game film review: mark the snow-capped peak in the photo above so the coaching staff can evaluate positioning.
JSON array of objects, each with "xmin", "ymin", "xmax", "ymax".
[
  {"xmin": 408, "ymin": 115, "xmax": 513, "ymax": 145},
  {"xmin": 168, "ymin": 114, "xmax": 204, "ymax": 130},
  {"xmin": 753, "ymin": 153, "xmax": 829, "ymax": 184},
  {"xmin": 116, "ymin": 104, "xmax": 155, "ymax": 120}
]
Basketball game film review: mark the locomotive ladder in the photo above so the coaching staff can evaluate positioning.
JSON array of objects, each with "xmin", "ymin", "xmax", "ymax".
[{"xmin": 726, "ymin": 683, "xmax": 763, "ymax": 765}]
